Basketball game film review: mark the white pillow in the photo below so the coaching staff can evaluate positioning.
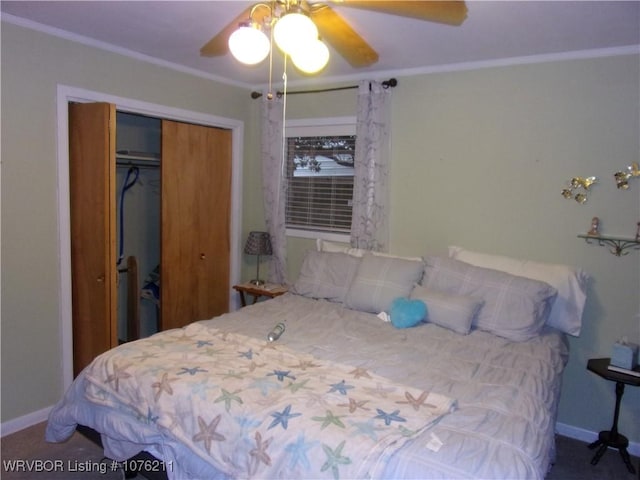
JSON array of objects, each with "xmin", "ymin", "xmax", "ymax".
[
  {"xmin": 316, "ymin": 239, "xmax": 365, "ymax": 257},
  {"xmin": 448, "ymin": 246, "xmax": 588, "ymax": 336},
  {"xmin": 316, "ymin": 239, "xmax": 423, "ymax": 262}
]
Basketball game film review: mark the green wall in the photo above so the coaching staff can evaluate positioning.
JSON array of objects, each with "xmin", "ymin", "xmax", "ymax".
[
  {"xmin": 3, "ymin": 19, "xmax": 639, "ymax": 448},
  {"xmin": 0, "ymin": 21, "xmax": 252, "ymax": 422},
  {"xmin": 266, "ymin": 56, "xmax": 640, "ymax": 445}
]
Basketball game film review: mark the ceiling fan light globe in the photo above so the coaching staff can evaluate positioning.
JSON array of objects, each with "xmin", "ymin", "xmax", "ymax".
[
  {"xmin": 273, "ymin": 12, "xmax": 318, "ymax": 55},
  {"xmin": 228, "ymin": 25, "xmax": 270, "ymax": 65},
  {"xmin": 291, "ymin": 39, "xmax": 330, "ymax": 74}
]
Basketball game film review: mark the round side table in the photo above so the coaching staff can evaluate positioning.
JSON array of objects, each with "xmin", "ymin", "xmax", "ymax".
[{"xmin": 586, "ymin": 357, "xmax": 639, "ymax": 475}]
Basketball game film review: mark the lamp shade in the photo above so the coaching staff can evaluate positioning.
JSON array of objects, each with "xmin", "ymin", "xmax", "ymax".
[
  {"xmin": 244, "ymin": 231, "xmax": 272, "ymax": 256},
  {"xmin": 291, "ymin": 39, "xmax": 330, "ymax": 74},
  {"xmin": 228, "ymin": 24, "xmax": 270, "ymax": 65},
  {"xmin": 273, "ymin": 11, "xmax": 318, "ymax": 56}
]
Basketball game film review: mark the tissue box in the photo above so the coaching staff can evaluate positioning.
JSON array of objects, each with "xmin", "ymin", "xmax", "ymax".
[{"xmin": 610, "ymin": 342, "xmax": 639, "ymax": 370}]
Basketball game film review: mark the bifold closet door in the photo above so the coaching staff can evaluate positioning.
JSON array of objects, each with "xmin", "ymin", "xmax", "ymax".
[
  {"xmin": 161, "ymin": 120, "xmax": 232, "ymax": 329},
  {"xmin": 69, "ymin": 102, "xmax": 117, "ymax": 376}
]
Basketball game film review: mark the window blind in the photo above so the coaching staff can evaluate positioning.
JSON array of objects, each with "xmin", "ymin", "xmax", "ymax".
[{"xmin": 285, "ymin": 135, "xmax": 355, "ymax": 233}]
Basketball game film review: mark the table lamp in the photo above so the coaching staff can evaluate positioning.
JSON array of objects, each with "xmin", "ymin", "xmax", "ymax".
[{"xmin": 244, "ymin": 231, "xmax": 272, "ymax": 286}]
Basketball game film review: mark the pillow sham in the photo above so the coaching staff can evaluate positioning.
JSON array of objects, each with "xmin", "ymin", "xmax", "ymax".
[
  {"xmin": 316, "ymin": 239, "xmax": 365, "ymax": 257},
  {"xmin": 422, "ymin": 256, "xmax": 557, "ymax": 342},
  {"xmin": 410, "ymin": 285, "xmax": 483, "ymax": 335},
  {"xmin": 344, "ymin": 253, "xmax": 424, "ymax": 314},
  {"xmin": 291, "ymin": 250, "xmax": 361, "ymax": 303},
  {"xmin": 448, "ymin": 246, "xmax": 588, "ymax": 336}
]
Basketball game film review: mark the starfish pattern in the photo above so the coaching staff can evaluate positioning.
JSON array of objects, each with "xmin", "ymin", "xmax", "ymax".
[
  {"xmin": 321, "ymin": 440, "xmax": 351, "ymax": 480},
  {"xmin": 288, "ymin": 359, "xmax": 321, "ymax": 370},
  {"xmin": 192, "ymin": 415, "xmax": 225, "ymax": 454},
  {"xmin": 219, "ymin": 369, "xmax": 244, "ymax": 380},
  {"xmin": 151, "ymin": 372, "xmax": 177, "ymax": 401},
  {"xmin": 348, "ymin": 419, "xmax": 385, "ymax": 441},
  {"xmin": 398, "ymin": 425, "xmax": 419, "ymax": 437},
  {"xmin": 348, "ymin": 367, "xmax": 372, "ymax": 379},
  {"xmin": 195, "ymin": 340, "xmax": 214, "ymax": 348},
  {"xmin": 328, "ymin": 380, "xmax": 354, "ymax": 395},
  {"xmin": 245, "ymin": 360, "xmax": 266, "ymax": 372},
  {"xmin": 132, "ymin": 351, "xmax": 158, "ymax": 362},
  {"xmin": 374, "ymin": 408, "xmax": 406, "ymax": 426},
  {"xmin": 104, "ymin": 363, "xmax": 131, "ymax": 392},
  {"xmin": 286, "ymin": 379, "xmax": 311, "ymax": 393},
  {"xmin": 267, "ymin": 369, "xmax": 296, "ymax": 382},
  {"xmin": 215, "ymin": 388, "xmax": 243, "ymax": 412},
  {"xmin": 175, "ymin": 331, "xmax": 196, "ymax": 343},
  {"xmin": 191, "ymin": 378, "xmax": 220, "ymax": 400},
  {"xmin": 337, "ymin": 397, "xmax": 370, "ymax": 413},
  {"xmin": 248, "ymin": 377, "xmax": 281, "ymax": 396},
  {"xmin": 284, "ymin": 433, "xmax": 317, "ymax": 471},
  {"xmin": 201, "ymin": 347, "xmax": 225, "ymax": 357},
  {"xmin": 362, "ymin": 383, "xmax": 396, "ymax": 398},
  {"xmin": 177, "ymin": 366, "xmax": 208, "ymax": 376},
  {"xmin": 238, "ymin": 349, "xmax": 254, "ymax": 359},
  {"xmin": 311, "ymin": 410, "xmax": 346, "ymax": 430},
  {"xmin": 248, "ymin": 431, "xmax": 272, "ymax": 475},
  {"xmin": 396, "ymin": 390, "xmax": 431, "ymax": 411},
  {"xmin": 234, "ymin": 415, "xmax": 262, "ymax": 434},
  {"xmin": 268, "ymin": 404, "xmax": 301, "ymax": 430}
]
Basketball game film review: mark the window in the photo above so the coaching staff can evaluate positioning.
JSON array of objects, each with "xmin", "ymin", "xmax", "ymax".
[{"xmin": 284, "ymin": 118, "xmax": 355, "ymax": 239}]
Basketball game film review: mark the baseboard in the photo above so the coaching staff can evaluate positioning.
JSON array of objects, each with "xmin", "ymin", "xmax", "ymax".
[
  {"xmin": 1, "ymin": 406, "xmax": 52, "ymax": 437},
  {"xmin": 556, "ymin": 421, "xmax": 640, "ymax": 457}
]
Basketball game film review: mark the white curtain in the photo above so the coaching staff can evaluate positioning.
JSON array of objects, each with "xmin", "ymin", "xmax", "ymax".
[
  {"xmin": 350, "ymin": 80, "xmax": 392, "ymax": 252},
  {"xmin": 260, "ymin": 95, "xmax": 288, "ymax": 284}
]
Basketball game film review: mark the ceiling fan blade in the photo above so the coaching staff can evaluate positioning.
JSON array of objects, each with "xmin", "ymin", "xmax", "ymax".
[
  {"xmin": 334, "ymin": 1, "xmax": 468, "ymax": 26},
  {"xmin": 309, "ymin": 5, "xmax": 379, "ymax": 68},
  {"xmin": 200, "ymin": 4, "xmax": 271, "ymax": 57}
]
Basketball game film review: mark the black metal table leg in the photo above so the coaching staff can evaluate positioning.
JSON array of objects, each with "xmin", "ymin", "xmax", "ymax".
[{"xmin": 587, "ymin": 381, "xmax": 636, "ymax": 474}]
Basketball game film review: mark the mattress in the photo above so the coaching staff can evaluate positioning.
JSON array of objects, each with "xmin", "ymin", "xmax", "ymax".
[{"xmin": 46, "ymin": 293, "xmax": 568, "ymax": 479}]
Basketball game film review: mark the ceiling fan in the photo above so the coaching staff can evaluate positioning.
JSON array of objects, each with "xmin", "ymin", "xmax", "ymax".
[{"xmin": 200, "ymin": 1, "xmax": 468, "ymax": 72}]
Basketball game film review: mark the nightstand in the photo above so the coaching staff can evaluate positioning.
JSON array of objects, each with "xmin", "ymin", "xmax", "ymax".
[
  {"xmin": 233, "ymin": 283, "xmax": 288, "ymax": 307},
  {"xmin": 586, "ymin": 357, "xmax": 640, "ymax": 474}
]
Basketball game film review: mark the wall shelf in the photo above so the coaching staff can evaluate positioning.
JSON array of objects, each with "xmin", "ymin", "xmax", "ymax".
[{"xmin": 578, "ymin": 234, "xmax": 640, "ymax": 256}]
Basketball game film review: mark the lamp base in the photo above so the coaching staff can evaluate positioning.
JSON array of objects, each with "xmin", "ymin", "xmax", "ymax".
[{"xmin": 248, "ymin": 279, "xmax": 265, "ymax": 286}]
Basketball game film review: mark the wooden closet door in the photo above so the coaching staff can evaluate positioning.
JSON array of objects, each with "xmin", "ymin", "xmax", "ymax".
[
  {"xmin": 161, "ymin": 120, "xmax": 232, "ymax": 329},
  {"xmin": 69, "ymin": 102, "xmax": 117, "ymax": 376}
]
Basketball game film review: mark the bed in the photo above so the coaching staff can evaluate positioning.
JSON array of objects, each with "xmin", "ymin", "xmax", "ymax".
[{"xmin": 46, "ymin": 246, "xmax": 588, "ymax": 479}]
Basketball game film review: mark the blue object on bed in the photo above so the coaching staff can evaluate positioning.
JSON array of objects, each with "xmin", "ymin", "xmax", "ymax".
[{"xmin": 390, "ymin": 297, "xmax": 426, "ymax": 329}]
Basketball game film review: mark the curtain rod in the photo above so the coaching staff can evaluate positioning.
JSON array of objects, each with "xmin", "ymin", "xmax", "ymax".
[{"xmin": 250, "ymin": 78, "xmax": 397, "ymax": 99}]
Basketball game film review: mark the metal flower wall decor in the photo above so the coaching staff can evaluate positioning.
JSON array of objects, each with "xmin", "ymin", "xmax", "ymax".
[
  {"xmin": 614, "ymin": 161, "xmax": 640, "ymax": 190},
  {"xmin": 561, "ymin": 176, "xmax": 598, "ymax": 204}
]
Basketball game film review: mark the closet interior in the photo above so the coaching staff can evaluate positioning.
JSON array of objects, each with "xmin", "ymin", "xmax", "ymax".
[{"xmin": 115, "ymin": 112, "xmax": 161, "ymax": 342}]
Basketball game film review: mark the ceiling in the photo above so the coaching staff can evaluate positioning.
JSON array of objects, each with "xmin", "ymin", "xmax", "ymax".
[{"xmin": 2, "ymin": 1, "xmax": 639, "ymax": 89}]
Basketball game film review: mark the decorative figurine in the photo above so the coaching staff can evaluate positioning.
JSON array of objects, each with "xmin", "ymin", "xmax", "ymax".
[{"xmin": 588, "ymin": 217, "xmax": 600, "ymax": 237}]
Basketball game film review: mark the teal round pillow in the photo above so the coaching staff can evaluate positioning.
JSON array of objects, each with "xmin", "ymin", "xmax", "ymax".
[{"xmin": 390, "ymin": 297, "xmax": 427, "ymax": 329}]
